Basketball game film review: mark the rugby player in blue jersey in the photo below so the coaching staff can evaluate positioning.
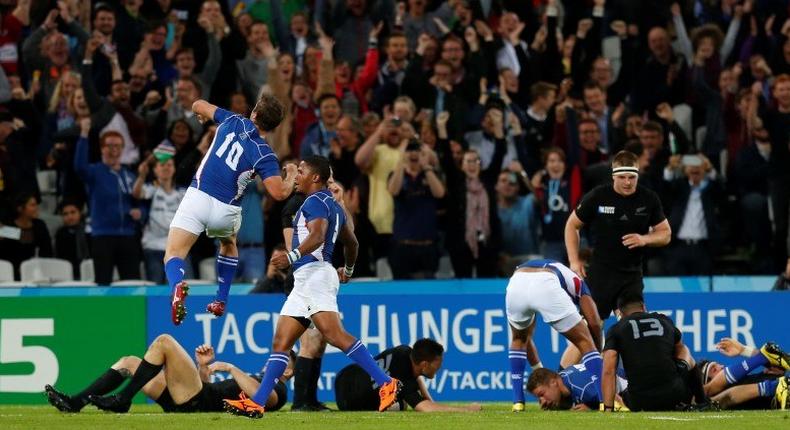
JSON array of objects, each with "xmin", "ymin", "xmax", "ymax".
[
  {"xmin": 164, "ymin": 95, "xmax": 297, "ymax": 325},
  {"xmin": 223, "ymin": 156, "xmax": 401, "ymax": 418}
]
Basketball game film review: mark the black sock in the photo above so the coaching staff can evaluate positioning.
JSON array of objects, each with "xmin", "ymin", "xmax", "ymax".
[
  {"xmin": 116, "ymin": 359, "xmax": 163, "ymax": 403},
  {"xmin": 308, "ymin": 357, "xmax": 323, "ymax": 405},
  {"xmin": 292, "ymin": 357, "xmax": 313, "ymax": 408},
  {"xmin": 74, "ymin": 368, "xmax": 126, "ymax": 408}
]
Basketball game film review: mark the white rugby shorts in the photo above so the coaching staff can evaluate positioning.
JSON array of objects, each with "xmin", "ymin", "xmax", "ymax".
[
  {"xmin": 170, "ymin": 187, "xmax": 242, "ymax": 238},
  {"xmin": 505, "ymin": 271, "xmax": 582, "ymax": 333},
  {"xmin": 280, "ymin": 261, "xmax": 340, "ymax": 319}
]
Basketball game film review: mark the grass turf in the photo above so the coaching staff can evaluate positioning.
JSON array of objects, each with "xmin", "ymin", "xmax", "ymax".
[{"xmin": 1, "ymin": 404, "xmax": 788, "ymax": 430}]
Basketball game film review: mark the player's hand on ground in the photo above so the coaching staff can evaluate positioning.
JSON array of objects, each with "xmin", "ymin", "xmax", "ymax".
[
  {"xmin": 208, "ymin": 361, "xmax": 233, "ymax": 373},
  {"xmin": 716, "ymin": 337, "xmax": 744, "ymax": 356},
  {"xmin": 195, "ymin": 344, "xmax": 216, "ymax": 365},
  {"xmin": 571, "ymin": 403, "xmax": 590, "ymax": 411},
  {"xmin": 271, "ymin": 251, "xmax": 290, "ymax": 269},
  {"xmin": 337, "ymin": 267, "xmax": 351, "ymax": 283},
  {"xmin": 621, "ymin": 233, "xmax": 647, "ymax": 249}
]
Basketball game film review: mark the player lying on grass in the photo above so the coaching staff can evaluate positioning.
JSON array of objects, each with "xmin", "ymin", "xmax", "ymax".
[
  {"xmin": 46, "ymin": 334, "xmax": 294, "ymax": 413},
  {"xmin": 601, "ymin": 295, "xmax": 711, "ymax": 411},
  {"xmin": 506, "ymin": 259, "xmax": 604, "ymax": 412},
  {"xmin": 697, "ymin": 337, "xmax": 789, "ymax": 410},
  {"xmin": 527, "ymin": 364, "xmax": 629, "ymax": 411},
  {"xmin": 334, "ymin": 339, "xmax": 481, "ymax": 412},
  {"xmin": 223, "ymin": 156, "xmax": 401, "ymax": 419}
]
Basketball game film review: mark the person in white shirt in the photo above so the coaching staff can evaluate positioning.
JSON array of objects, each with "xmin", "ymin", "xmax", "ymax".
[{"xmin": 133, "ymin": 151, "xmax": 192, "ymax": 283}]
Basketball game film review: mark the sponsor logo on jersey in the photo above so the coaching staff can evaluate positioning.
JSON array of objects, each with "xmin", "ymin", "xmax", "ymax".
[{"xmin": 598, "ymin": 206, "xmax": 615, "ymax": 214}]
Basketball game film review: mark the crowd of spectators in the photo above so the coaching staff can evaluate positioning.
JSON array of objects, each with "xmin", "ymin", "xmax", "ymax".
[{"xmin": 0, "ymin": 0, "xmax": 789, "ymax": 284}]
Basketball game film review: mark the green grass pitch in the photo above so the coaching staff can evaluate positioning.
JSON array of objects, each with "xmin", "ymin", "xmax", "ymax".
[{"xmin": 1, "ymin": 403, "xmax": 788, "ymax": 430}]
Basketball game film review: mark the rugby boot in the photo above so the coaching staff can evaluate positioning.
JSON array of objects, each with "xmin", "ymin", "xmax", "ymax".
[
  {"xmin": 170, "ymin": 281, "xmax": 189, "ymax": 325},
  {"xmin": 44, "ymin": 385, "xmax": 79, "ymax": 412},
  {"xmin": 378, "ymin": 378, "xmax": 402, "ymax": 412},
  {"xmin": 206, "ymin": 300, "xmax": 226, "ymax": 317},
  {"xmin": 88, "ymin": 394, "xmax": 131, "ymax": 413},
  {"xmin": 761, "ymin": 342, "xmax": 790, "ymax": 371},
  {"xmin": 224, "ymin": 393, "xmax": 264, "ymax": 418},
  {"xmin": 773, "ymin": 376, "xmax": 789, "ymax": 410}
]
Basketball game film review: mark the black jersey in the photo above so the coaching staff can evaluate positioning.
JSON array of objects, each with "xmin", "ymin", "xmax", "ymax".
[
  {"xmin": 335, "ymin": 345, "xmax": 424, "ymax": 411},
  {"xmin": 156, "ymin": 375, "xmax": 287, "ymax": 413},
  {"xmin": 604, "ymin": 312, "xmax": 682, "ymax": 395},
  {"xmin": 574, "ymin": 185, "xmax": 665, "ymax": 272}
]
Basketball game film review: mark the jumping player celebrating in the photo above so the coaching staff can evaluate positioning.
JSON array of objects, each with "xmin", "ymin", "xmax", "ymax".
[
  {"xmin": 165, "ymin": 95, "xmax": 297, "ymax": 325},
  {"xmin": 223, "ymin": 156, "xmax": 401, "ymax": 418}
]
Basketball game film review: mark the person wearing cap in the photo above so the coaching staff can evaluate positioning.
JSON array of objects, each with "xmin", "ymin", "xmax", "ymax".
[
  {"xmin": 661, "ymin": 153, "xmax": 722, "ymax": 276},
  {"xmin": 564, "ymin": 150, "xmax": 671, "ymax": 322},
  {"xmin": 132, "ymin": 146, "xmax": 191, "ymax": 284}
]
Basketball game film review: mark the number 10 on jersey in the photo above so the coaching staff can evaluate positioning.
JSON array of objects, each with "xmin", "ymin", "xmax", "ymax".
[{"xmin": 215, "ymin": 132, "xmax": 244, "ymax": 171}]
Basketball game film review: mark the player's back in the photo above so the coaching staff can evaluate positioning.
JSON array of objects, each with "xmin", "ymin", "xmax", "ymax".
[
  {"xmin": 605, "ymin": 311, "xmax": 681, "ymax": 393},
  {"xmin": 292, "ymin": 189, "xmax": 346, "ymax": 271},
  {"xmin": 517, "ymin": 259, "xmax": 589, "ymax": 304},
  {"xmin": 559, "ymin": 364, "xmax": 598, "ymax": 407},
  {"xmin": 192, "ymin": 109, "xmax": 279, "ymax": 205}
]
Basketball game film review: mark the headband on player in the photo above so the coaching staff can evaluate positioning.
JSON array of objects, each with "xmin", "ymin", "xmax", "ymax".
[{"xmin": 612, "ymin": 166, "xmax": 639, "ymax": 176}]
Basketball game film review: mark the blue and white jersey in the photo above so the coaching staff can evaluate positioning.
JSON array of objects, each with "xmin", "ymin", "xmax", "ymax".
[
  {"xmin": 191, "ymin": 108, "xmax": 280, "ymax": 206},
  {"xmin": 560, "ymin": 364, "xmax": 599, "ymax": 407},
  {"xmin": 516, "ymin": 259, "xmax": 590, "ymax": 305},
  {"xmin": 291, "ymin": 189, "xmax": 346, "ymax": 272}
]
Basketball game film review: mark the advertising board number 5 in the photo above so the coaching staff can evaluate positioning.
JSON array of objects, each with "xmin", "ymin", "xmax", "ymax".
[{"xmin": 0, "ymin": 319, "xmax": 58, "ymax": 392}]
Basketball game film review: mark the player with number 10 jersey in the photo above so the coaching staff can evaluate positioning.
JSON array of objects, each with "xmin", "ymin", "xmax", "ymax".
[{"xmin": 165, "ymin": 95, "xmax": 297, "ymax": 326}]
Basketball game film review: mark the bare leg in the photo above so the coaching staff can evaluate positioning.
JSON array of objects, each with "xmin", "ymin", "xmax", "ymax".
[
  {"xmin": 311, "ymin": 312, "xmax": 356, "ymax": 351},
  {"xmin": 164, "ymin": 227, "xmax": 200, "ymax": 262},
  {"xmin": 218, "ymin": 235, "xmax": 238, "ymax": 259},
  {"xmin": 560, "ymin": 344, "xmax": 582, "ymax": 368},
  {"xmin": 713, "ymin": 384, "xmax": 760, "ymax": 409},
  {"xmin": 562, "ymin": 322, "xmax": 597, "ymax": 355},
  {"xmin": 272, "ymin": 316, "xmax": 309, "ymax": 353},
  {"xmin": 299, "ymin": 329, "xmax": 327, "ymax": 359},
  {"xmin": 111, "ymin": 356, "xmax": 166, "ymax": 401},
  {"xmin": 143, "ymin": 334, "xmax": 203, "ymax": 404}
]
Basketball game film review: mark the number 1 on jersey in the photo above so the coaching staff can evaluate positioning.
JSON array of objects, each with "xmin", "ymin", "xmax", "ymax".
[{"xmin": 214, "ymin": 132, "xmax": 244, "ymax": 171}]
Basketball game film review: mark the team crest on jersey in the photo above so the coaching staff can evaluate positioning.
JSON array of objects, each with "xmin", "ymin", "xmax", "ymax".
[{"xmin": 598, "ymin": 206, "xmax": 615, "ymax": 214}]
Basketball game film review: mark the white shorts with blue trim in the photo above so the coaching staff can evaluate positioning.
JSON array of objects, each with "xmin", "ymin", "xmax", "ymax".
[
  {"xmin": 170, "ymin": 187, "xmax": 242, "ymax": 238},
  {"xmin": 280, "ymin": 261, "xmax": 340, "ymax": 319},
  {"xmin": 505, "ymin": 271, "xmax": 582, "ymax": 333}
]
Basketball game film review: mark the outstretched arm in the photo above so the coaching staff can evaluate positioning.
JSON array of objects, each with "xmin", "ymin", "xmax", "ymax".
[
  {"xmin": 601, "ymin": 350, "xmax": 619, "ymax": 411},
  {"xmin": 262, "ymin": 163, "xmax": 297, "ymax": 201},
  {"xmin": 192, "ymin": 99, "xmax": 217, "ymax": 123},
  {"xmin": 414, "ymin": 399, "xmax": 481, "ymax": 412}
]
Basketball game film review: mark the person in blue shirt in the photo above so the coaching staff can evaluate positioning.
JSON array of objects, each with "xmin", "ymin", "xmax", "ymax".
[
  {"xmin": 223, "ymin": 156, "xmax": 401, "ymax": 418},
  {"xmin": 506, "ymin": 259, "xmax": 604, "ymax": 412},
  {"xmin": 526, "ymin": 364, "xmax": 628, "ymax": 411},
  {"xmin": 164, "ymin": 95, "xmax": 297, "ymax": 326},
  {"xmin": 73, "ymin": 117, "xmax": 141, "ymax": 285}
]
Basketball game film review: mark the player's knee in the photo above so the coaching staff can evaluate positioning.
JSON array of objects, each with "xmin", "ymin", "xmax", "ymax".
[
  {"xmin": 114, "ymin": 356, "xmax": 141, "ymax": 374},
  {"xmin": 322, "ymin": 329, "xmax": 352, "ymax": 351},
  {"xmin": 153, "ymin": 334, "xmax": 176, "ymax": 349}
]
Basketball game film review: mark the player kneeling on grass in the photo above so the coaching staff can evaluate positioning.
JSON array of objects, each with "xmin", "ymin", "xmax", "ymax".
[
  {"xmin": 334, "ymin": 339, "xmax": 481, "ymax": 412},
  {"xmin": 223, "ymin": 156, "xmax": 401, "ymax": 418},
  {"xmin": 697, "ymin": 337, "xmax": 790, "ymax": 410},
  {"xmin": 601, "ymin": 295, "xmax": 711, "ymax": 412},
  {"xmin": 45, "ymin": 335, "xmax": 294, "ymax": 413},
  {"xmin": 506, "ymin": 259, "xmax": 604, "ymax": 412},
  {"xmin": 527, "ymin": 366, "xmax": 629, "ymax": 411}
]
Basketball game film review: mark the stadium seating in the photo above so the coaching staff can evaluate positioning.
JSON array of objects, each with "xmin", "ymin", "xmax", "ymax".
[
  {"xmin": 110, "ymin": 280, "xmax": 157, "ymax": 286},
  {"xmin": 199, "ymin": 258, "xmax": 216, "ymax": 281},
  {"xmin": 79, "ymin": 259, "xmax": 120, "ymax": 283},
  {"xmin": 51, "ymin": 281, "xmax": 98, "ymax": 287},
  {"xmin": 20, "ymin": 258, "xmax": 73, "ymax": 283},
  {"xmin": 435, "ymin": 256, "xmax": 455, "ymax": 279},
  {"xmin": 0, "ymin": 260, "xmax": 14, "ymax": 282},
  {"xmin": 375, "ymin": 258, "xmax": 393, "ymax": 281}
]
